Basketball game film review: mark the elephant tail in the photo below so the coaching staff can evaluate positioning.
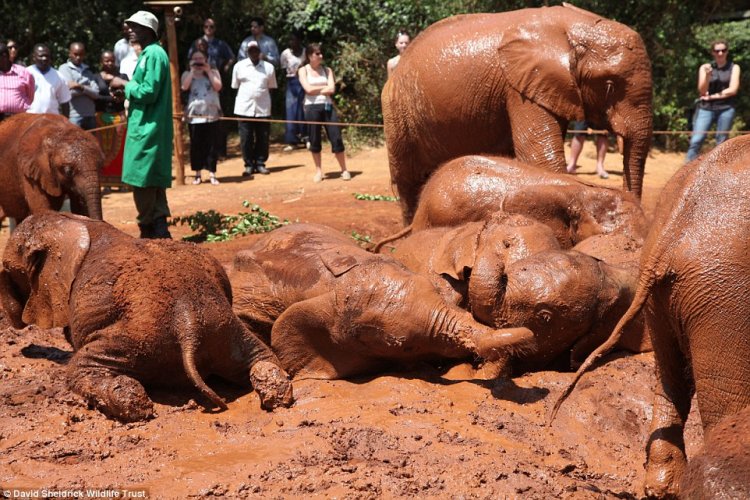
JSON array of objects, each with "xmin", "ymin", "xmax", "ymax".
[
  {"xmin": 181, "ymin": 339, "xmax": 229, "ymax": 411},
  {"xmin": 372, "ymin": 224, "xmax": 413, "ymax": 253},
  {"xmin": 549, "ymin": 273, "xmax": 653, "ymax": 424}
]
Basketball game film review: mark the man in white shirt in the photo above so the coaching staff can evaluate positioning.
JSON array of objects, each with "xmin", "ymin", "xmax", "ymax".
[
  {"xmin": 27, "ymin": 44, "xmax": 71, "ymax": 116},
  {"xmin": 232, "ymin": 41, "xmax": 277, "ymax": 177}
]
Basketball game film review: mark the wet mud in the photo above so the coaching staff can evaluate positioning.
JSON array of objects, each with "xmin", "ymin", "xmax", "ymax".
[{"xmin": 0, "ymin": 143, "xmax": 703, "ymax": 497}]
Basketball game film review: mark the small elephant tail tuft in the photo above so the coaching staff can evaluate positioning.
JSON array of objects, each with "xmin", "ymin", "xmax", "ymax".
[
  {"xmin": 371, "ymin": 224, "xmax": 413, "ymax": 253},
  {"xmin": 181, "ymin": 341, "xmax": 228, "ymax": 411}
]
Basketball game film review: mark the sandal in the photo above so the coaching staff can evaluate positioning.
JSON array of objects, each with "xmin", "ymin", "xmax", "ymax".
[
  {"xmin": 598, "ymin": 171, "xmax": 609, "ymax": 179},
  {"xmin": 210, "ymin": 176, "xmax": 219, "ymax": 185},
  {"xmin": 192, "ymin": 176, "xmax": 202, "ymax": 185}
]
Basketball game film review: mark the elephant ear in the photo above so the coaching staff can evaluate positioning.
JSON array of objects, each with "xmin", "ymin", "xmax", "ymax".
[
  {"xmin": 21, "ymin": 215, "xmax": 90, "ymax": 328},
  {"xmin": 498, "ymin": 25, "xmax": 584, "ymax": 121},
  {"xmin": 319, "ymin": 249, "xmax": 360, "ymax": 277},
  {"xmin": 432, "ymin": 224, "xmax": 483, "ymax": 281},
  {"xmin": 18, "ymin": 126, "xmax": 63, "ymax": 198}
]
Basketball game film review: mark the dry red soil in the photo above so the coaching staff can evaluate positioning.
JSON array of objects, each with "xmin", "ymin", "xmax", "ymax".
[{"xmin": 0, "ymin": 141, "xmax": 705, "ymax": 498}]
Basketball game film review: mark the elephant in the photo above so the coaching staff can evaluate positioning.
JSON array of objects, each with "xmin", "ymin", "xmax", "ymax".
[
  {"xmin": 553, "ymin": 135, "xmax": 750, "ymax": 497},
  {"xmin": 373, "ymin": 155, "xmax": 648, "ymax": 252},
  {"xmin": 0, "ymin": 113, "xmax": 104, "ymax": 223},
  {"xmin": 383, "ymin": 4, "xmax": 652, "ymax": 222},
  {"xmin": 0, "ymin": 213, "xmax": 294, "ymax": 422},
  {"xmin": 679, "ymin": 404, "xmax": 750, "ymax": 499},
  {"xmin": 229, "ymin": 223, "xmax": 536, "ymax": 380}
]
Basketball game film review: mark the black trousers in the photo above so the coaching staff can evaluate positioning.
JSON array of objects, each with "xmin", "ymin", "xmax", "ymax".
[
  {"xmin": 303, "ymin": 103, "xmax": 345, "ymax": 153},
  {"xmin": 238, "ymin": 117, "xmax": 270, "ymax": 168},
  {"xmin": 188, "ymin": 121, "xmax": 221, "ymax": 173}
]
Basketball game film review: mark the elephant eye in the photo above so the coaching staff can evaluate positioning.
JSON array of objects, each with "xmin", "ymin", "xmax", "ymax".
[{"xmin": 63, "ymin": 165, "xmax": 75, "ymax": 177}]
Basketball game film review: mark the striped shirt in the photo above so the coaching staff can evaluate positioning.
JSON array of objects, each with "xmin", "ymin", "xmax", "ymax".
[{"xmin": 0, "ymin": 64, "xmax": 35, "ymax": 114}]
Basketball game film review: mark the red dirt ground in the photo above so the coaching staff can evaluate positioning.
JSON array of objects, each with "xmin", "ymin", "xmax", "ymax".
[{"xmin": 0, "ymin": 140, "xmax": 704, "ymax": 498}]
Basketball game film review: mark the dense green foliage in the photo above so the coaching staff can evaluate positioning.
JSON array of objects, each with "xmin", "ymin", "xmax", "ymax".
[
  {"xmin": 170, "ymin": 201, "xmax": 289, "ymax": 242},
  {"xmin": 2, "ymin": 1, "xmax": 748, "ymax": 151}
]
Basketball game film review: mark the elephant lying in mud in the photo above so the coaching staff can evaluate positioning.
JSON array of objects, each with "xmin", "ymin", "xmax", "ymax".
[
  {"xmin": 373, "ymin": 155, "xmax": 648, "ymax": 253},
  {"xmin": 0, "ymin": 113, "xmax": 104, "ymax": 223},
  {"xmin": 0, "ymin": 213, "xmax": 293, "ymax": 422},
  {"xmin": 387, "ymin": 216, "xmax": 647, "ymax": 370},
  {"xmin": 383, "ymin": 4, "xmax": 652, "ymax": 222},
  {"xmin": 230, "ymin": 223, "xmax": 536, "ymax": 380},
  {"xmin": 554, "ymin": 135, "xmax": 750, "ymax": 497}
]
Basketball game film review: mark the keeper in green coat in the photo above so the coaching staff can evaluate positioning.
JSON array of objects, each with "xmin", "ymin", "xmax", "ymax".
[{"xmin": 110, "ymin": 10, "xmax": 173, "ymax": 239}]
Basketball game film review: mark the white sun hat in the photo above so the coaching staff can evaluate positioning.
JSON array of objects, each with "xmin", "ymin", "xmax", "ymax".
[{"xmin": 125, "ymin": 11, "xmax": 159, "ymax": 35}]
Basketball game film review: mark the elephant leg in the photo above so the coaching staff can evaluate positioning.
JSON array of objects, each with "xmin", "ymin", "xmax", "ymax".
[
  {"xmin": 644, "ymin": 307, "xmax": 692, "ymax": 498},
  {"xmin": 506, "ymin": 92, "xmax": 567, "ymax": 172},
  {"xmin": 67, "ymin": 346, "xmax": 154, "ymax": 422}
]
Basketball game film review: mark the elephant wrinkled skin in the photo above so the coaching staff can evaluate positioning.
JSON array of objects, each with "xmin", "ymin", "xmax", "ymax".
[
  {"xmin": 230, "ymin": 223, "xmax": 536, "ymax": 381},
  {"xmin": 0, "ymin": 113, "xmax": 104, "ymax": 222},
  {"xmin": 554, "ymin": 135, "xmax": 750, "ymax": 497},
  {"xmin": 374, "ymin": 155, "xmax": 648, "ymax": 252},
  {"xmin": 0, "ymin": 213, "xmax": 293, "ymax": 422},
  {"xmin": 383, "ymin": 4, "xmax": 652, "ymax": 222}
]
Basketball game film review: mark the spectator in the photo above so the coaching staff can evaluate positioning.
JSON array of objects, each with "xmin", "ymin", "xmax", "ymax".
[
  {"xmin": 280, "ymin": 30, "xmax": 307, "ymax": 151},
  {"xmin": 0, "ymin": 42, "xmax": 35, "ymax": 121},
  {"xmin": 237, "ymin": 17, "xmax": 279, "ymax": 67},
  {"xmin": 189, "ymin": 18, "xmax": 235, "ymax": 76},
  {"xmin": 59, "ymin": 42, "xmax": 101, "ymax": 130},
  {"xmin": 232, "ymin": 40, "xmax": 277, "ymax": 178},
  {"xmin": 387, "ymin": 31, "xmax": 410, "ymax": 78},
  {"xmin": 119, "ymin": 40, "xmax": 141, "ymax": 81},
  {"xmin": 108, "ymin": 10, "xmax": 173, "ymax": 239},
  {"xmin": 181, "ymin": 48, "xmax": 223, "ymax": 185},
  {"xmin": 95, "ymin": 50, "xmax": 125, "ymax": 113},
  {"xmin": 566, "ymin": 121, "xmax": 609, "ymax": 179},
  {"xmin": 686, "ymin": 39, "xmax": 741, "ymax": 163},
  {"xmin": 114, "ymin": 22, "xmax": 135, "ymax": 67},
  {"xmin": 298, "ymin": 43, "xmax": 351, "ymax": 183},
  {"xmin": 7, "ymin": 39, "xmax": 22, "ymax": 66},
  {"xmin": 27, "ymin": 44, "xmax": 71, "ymax": 117}
]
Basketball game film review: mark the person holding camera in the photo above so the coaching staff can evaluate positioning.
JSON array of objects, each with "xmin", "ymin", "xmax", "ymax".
[
  {"xmin": 182, "ymin": 48, "xmax": 223, "ymax": 185},
  {"xmin": 686, "ymin": 39, "xmax": 741, "ymax": 163}
]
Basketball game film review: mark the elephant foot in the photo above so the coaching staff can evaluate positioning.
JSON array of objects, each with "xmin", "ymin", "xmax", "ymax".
[
  {"xmin": 250, "ymin": 361, "xmax": 294, "ymax": 410},
  {"xmin": 644, "ymin": 441, "xmax": 686, "ymax": 499},
  {"xmin": 70, "ymin": 371, "xmax": 155, "ymax": 422},
  {"xmin": 475, "ymin": 327, "xmax": 536, "ymax": 361}
]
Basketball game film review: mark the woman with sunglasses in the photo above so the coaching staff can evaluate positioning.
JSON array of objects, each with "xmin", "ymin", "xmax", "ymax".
[
  {"xmin": 298, "ymin": 43, "xmax": 350, "ymax": 182},
  {"xmin": 686, "ymin": 40, "xmax": 741, "ymax": 162},
  {"xmin": 6, "ymin": 40, "xmax": 21, "ymax": 66}
]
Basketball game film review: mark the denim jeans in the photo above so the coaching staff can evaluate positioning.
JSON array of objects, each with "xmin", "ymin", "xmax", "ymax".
[
  {"xmin": 70, "ymin": 115, "xmax": 97, "ymax": 131},
  {"xmin": 686, "ymin": 106, "xmax": 736, "ymax": 162},
  {"xmin": 284, "ymin": 77, "xmax": 307, "ymax": 144}
]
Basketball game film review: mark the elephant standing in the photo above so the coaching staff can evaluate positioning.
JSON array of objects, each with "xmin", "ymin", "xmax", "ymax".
[
  {"xmin": 374, "ymin": 155, "xmax": 648, "ymax": 252},
  {"xmin": 383, "ymin": 4, "xmax": 652, "ymax": 222},
  {"xmin": 0, "ymin": 113, "xmax": 104, "ymax": 222},
  {"xmin": 0, "ymin": 213, "xmax": 293, "ymax": 422},
  {"xmin": 230, "ymin": 223, "xmax": 535, "ymax": 380},
  {"xmin": 553, "ymin": 135, "xmax": 750, "ymax": 497}
]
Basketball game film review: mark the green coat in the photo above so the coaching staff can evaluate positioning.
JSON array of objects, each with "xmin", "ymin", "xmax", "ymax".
[{"xmin": 122, "ymin": 43, "xmax": 173, "ymax": 188}]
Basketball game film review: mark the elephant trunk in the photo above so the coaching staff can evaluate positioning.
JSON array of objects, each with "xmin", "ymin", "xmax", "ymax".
[
  {"xmin": 74, "ymin": 173, "xmax": 103, "ymax": 220},
  {"xmin": 468, "ymin": 253, "xmax": 506, "ymax": 327}
]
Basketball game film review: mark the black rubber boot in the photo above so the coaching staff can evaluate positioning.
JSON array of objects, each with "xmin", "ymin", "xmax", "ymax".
[
  {"xmin": 151, "ymin": 217, "xmax": 172, "ymax": 239},
  {"xmin": 138, "ymin": 223, "xmax": 154, "ymax": 239}
]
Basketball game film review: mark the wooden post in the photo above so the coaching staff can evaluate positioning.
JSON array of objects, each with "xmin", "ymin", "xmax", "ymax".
[{"xmin": 145, "ymin": 1, "xmax": 192, "ymax": 186}]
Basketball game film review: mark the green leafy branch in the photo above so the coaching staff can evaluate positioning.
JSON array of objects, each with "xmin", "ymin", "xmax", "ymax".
[
  {"xmin": 350, "ymin": 230, "xmax": 373, "ymax": 247},
  {"xmin": 171, "ymin": 201, "xmax": 289, "ymax": 242},
  {"xmin": 353, "ymin": 193, "xmax": 400, "ymax": 202}
]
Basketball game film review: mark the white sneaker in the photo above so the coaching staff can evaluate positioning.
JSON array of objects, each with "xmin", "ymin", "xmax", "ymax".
[
  {"xmin": 283, "ymin": 145, "xmax": 294, "ymax": 152},
  {"xmin": 341, "ymin": 171, "xmax": 351, "ymax": 180},
  {"xmin": 313, "ymin": 172, "xmax": 323, "ymax": 183}
]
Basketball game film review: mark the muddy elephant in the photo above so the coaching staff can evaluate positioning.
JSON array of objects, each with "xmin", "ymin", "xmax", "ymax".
[
  {"xmin": 374, "ymin": 155, "xmax": 648, "ymax": 252},
  {"xmin": 680, "ymin": 404, "xmax": 750, "ymax": 499},
  {"xmin": 0, "ymin": 213, "xmax": 293, "ymax": 422},
  {"xmin": 554, "ymin": 135, "xmax": 750, "ymax": 497},
  {"xmin": 385, "ymin": 213, "xmax": 560, "ymax": 313},
  {"xmin": 229, "ymin": 223, "xmax": 536, "ymax": 380},
  {"xmin": 383, "ymin": 4, "xmax": 652, "ymax": 222},
  {"xmin": 0, "ymin": 113, "xmax": 104, "ymax": 223}
]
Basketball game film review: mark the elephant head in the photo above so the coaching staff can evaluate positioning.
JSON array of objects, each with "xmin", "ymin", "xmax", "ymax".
[
  {"xmin": 16, "ymin": 114, "xmax": 104, "ymax": 220},
  {"xmin": 485, "ymin": 250, "xmax": 638, "ymax": 369},
  {"xmin": 0, "ymin": 212, "xmax": 90, "ymax": 329},
  {"xmin": 497, "ymin": 4, "xmax": 653, "ymax": 197}
]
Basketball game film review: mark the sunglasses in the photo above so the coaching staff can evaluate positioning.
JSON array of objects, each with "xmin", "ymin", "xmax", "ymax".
[
  {"xmin": 204, "ymin": 24, "xmax": 215, "ymax": 29},
  {"xmin": 314, "ymin": 52, "xmax": 323, "ymax": 56},
  {"xmin": 7, "ymin": 45, "xmax": 16, "ymax": 49},
  {"xmin": 713, "ymin": 48, "xmax": 727, "ymax": 54}
]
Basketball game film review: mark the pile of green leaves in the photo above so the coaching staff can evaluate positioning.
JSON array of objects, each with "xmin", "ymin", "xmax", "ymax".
[
  {"xmin": 353, "ymin": 193, "xmax": 399, "ymax": 202},
  {"xmin": 171, "ymin": 201, "xmax": 289, "ymax": 242}
]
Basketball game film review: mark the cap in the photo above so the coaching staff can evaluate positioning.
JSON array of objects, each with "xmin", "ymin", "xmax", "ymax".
[
  {"xmin": 125, "ymin": 11, "xmax": 159, "ymax": 35},
  {"xmin": 247, "ymin": 41, "xmax": 260, "ymax": 50}
]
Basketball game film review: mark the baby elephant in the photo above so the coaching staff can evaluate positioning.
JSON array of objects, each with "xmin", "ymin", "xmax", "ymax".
[
  {"xmin": 230, "ymin": 223, "xmax": 536, "ymax": 380},
  {"xmin": 374, "ymin": 155, "xmax": 648, "ymax": 252},
  {"xmin": 0, "ymin": 213, "xmax": 293, "ymax": 422}
]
